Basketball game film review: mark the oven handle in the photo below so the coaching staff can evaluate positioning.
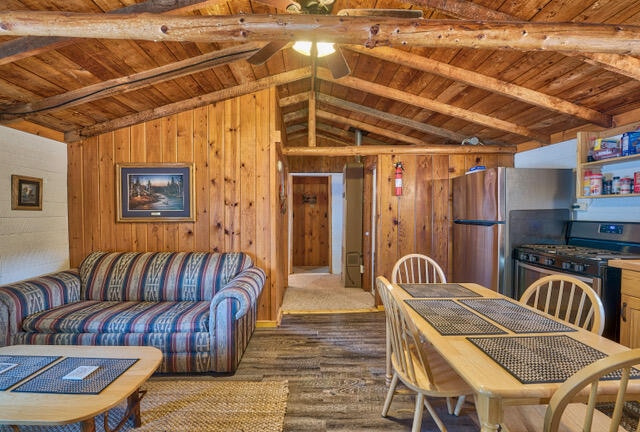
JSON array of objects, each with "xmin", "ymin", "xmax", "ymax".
[{"xmin": 622, "ymin": 302, "xmax": 627, "ymax": 322}]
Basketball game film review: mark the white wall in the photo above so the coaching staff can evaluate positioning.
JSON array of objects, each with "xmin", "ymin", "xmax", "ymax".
[
  {"xmin": 0, "ymin": 126, "xmax": 69, "ymax": 284},
  {"xmin": 515, "ymin": 139, "xmax": 640, "ymax": 222}
]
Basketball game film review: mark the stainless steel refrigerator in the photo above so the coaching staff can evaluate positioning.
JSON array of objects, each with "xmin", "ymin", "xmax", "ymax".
[{"xmin": 452, "ymin": 167, "xmax": 574, "ymax": 298}]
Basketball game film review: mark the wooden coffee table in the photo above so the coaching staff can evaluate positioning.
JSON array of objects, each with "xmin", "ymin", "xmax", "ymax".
[{"xmin": 0, "ymin": 345, "xmax": 162, "ymax": 432}]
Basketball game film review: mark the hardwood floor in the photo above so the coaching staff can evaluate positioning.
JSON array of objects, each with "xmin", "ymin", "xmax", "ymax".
[{"xmin": 234, "ymin": 312, "xmax": 481, "ymax": 431}]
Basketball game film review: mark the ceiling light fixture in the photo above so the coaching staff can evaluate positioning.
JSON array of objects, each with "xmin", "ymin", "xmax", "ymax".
[
  {"xmin": 461, "ymin": 136, "xmax": 483, "ymax": 146},
  {"xmin": 292, "ymin": 41, "xmax": 336, "ymax": 57}
]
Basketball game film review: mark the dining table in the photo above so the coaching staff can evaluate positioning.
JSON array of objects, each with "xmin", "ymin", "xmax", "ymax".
[{"xmin": 389, "ymin": 281, "xmax": 640, "ymax": 432}]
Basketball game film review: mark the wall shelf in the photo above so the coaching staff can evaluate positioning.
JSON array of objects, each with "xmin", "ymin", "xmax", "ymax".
[{"xmin": 576, "ymin": 122, "xmax": 640, "ymax": 199}]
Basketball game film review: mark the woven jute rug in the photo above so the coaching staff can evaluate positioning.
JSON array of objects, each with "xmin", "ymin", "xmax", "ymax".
[{"xmin": 0, "ymin": 379, "xmax": 289, "ymax": 432}]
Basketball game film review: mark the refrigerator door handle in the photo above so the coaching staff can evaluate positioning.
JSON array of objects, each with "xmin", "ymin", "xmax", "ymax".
[{"xmin": 453, "ymin": 219, "xmax": 505, "ymax": 227}]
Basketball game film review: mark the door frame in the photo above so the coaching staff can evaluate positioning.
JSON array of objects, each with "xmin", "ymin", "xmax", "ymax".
[{"xmin": 288, "ymin": 173, "xmax": 333, "ymax": 274}]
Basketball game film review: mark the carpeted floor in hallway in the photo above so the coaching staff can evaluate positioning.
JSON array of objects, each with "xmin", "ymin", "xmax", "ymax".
[{"xmin": 282, "ymin": 270, "xmax": 376, "ymax": 313}]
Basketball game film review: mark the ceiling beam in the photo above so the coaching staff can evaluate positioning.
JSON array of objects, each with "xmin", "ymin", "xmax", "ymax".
[
  {"xmin": 3, "ymin": 12, "xmax": 640, "ymax": 55},
  {"xmin": 422, "ymin": 0, "xmax": 640, "ymax": 85},
  {"xmin": 0, "ymin": 0, "xmax": 217, "ymax": 66},
  {"xmin": 317, "ymin": 69, "xmax": 549, "ymax": 143},
  {"xmin": 345, "ymin": 45, "xmax": 612, "ymax": 128},
  {"xmin": 65, "ymin": 67, "xmax": 312, "ymax": 142},
  {"xmin": 0, "ymin": 43, "xmax": 264, "ymax": 122},
  {"xmin": 317, "ymin": 109, "xmax": 437, "ymax": 146},
  {"xmin": 282, "ymin": 144, "xmax": 516, "ymax": 156},
  {"xmin": 279, "ymin": 91, "xmax": 311, "ymax": 107},
  {"xmin": 317, "ymin": 93, "xmax": 470, "ymax": 143}
]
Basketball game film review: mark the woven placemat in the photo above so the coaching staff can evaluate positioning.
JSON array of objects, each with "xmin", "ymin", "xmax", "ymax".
[
  {"xmin": 399, "ymin": 283, "xmax": 481, "ymax": 298},
  {"xmin": 13, "ymin": 357, "xmax": 138, "ymax": 395},
  {"xmin": 0, "ymin": 355, "xmax": 60, "ymax": 390},
  {"xmin": 459, "ymin": 298, "xmax": 576, "ymax": 333},
  {"xmin": 404, "ymin": 299, "xmax": 506, "ymax": 336},
  {"xmin": 468, "ymin": 335, "xmax": 640, "ymax": 384}
]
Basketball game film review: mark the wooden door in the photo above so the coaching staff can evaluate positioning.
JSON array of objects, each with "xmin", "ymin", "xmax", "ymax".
[{"xmin": 292, "ymin": 176, "xmax": 330, "ymax": 267}]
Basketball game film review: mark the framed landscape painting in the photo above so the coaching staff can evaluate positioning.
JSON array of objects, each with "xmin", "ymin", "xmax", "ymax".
[
  {"xmin": 11, "ymin": 175, "xmax": 43, "ymax": 211},
  {"xmin": 116, "ymin": 163, "xmax": 195, "ymax": 222}
]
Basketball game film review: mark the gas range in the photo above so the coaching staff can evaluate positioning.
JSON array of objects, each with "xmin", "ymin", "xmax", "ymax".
[
  {"xmin": 515, "ymin": 244, "xmax": 640, "ymax": 276},
  {"xmin": 514, "ymin": 221, "xmax": 640, "ymax": 277}
]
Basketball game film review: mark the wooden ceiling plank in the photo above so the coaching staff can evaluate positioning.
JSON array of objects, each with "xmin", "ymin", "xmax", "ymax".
[
  {"xmin": 346, "ymin": 45, "xmax": 611, "ymax": 127},
  {"xmin": 4, "ymin": 12, "xmax": 640, "ymax": 55},
  {"xmin": 317, "ymin": 68, "xmax": 549, "ymax": 143},
  {"xmin": 0, "ymin": 0, "xmax": 218, "ymax": 66},
  {"xmin": 65, "ymin": 66, "xmax": 312, "ymax": 142},
  {"xmin": 0, "ymin": 43, "xmax": 263, "ymax": 122}
]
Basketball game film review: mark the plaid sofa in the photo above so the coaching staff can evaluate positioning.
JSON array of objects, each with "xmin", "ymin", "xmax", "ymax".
[{"xmin": 0, "ymin": 251, "xmax": 265, "ymax": 373}]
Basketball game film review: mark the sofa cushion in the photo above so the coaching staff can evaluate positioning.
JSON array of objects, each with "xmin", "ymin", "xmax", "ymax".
[
  {"xmin": 79, "ymin": 251, "xmax": 253, "ymax": 302},
  {"xmin": 21, "ymin": 300, "xmax": 210, "ymax": 334}
]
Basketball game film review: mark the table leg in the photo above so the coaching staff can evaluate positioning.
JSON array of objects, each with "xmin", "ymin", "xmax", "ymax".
[
  {"xmin": 80, "ymin": 419, "xmax": 96, "ymax": 432},
  {"xmin": 475, "ymin": 393, "xmax": 502, "ymax": 432},
  {"xmin": 127, "ymin": 388, "xmax": 143, "ymax": 427}
]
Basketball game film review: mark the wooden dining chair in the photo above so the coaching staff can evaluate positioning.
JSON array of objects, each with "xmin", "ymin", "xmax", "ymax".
[
  {"xmin": 388, "ymin": 254, "xmax": 465, "ymax": 415},
  {"xmin": 376, "ymin": 276, "xmax": 473, "ymax": 432},
  {"xmin": 519, "ymin": 274, "xmax": 605, "ymax": 335},
  {"xmin": 501, "ymin": 348, "xmax": 640, "ymax": 432},
  {"xmin": 391, "ymin": 253, "xmax": 447, "ymax": 285}
]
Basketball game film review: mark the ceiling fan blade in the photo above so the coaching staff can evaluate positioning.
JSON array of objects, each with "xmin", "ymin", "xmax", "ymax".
[
  {"xmin": 247, "ymin": 41, "xmax": 289, "ymax": 65},
  {"xmin": 337, "ymin": 8, "xmax": 423, "ymax": 18},
  {"xmin": 323, "ymin": 47, "xmax": 350, "ymax": 79}
]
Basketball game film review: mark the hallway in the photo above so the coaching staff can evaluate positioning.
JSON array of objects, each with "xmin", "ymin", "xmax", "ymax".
[{"xmin": 282, "ymin": 269, "xmax": 376, "ymax": 314}]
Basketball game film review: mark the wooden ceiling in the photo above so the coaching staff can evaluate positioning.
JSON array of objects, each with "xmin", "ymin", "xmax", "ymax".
[{"xmin": 2, "ymin": 0, "xmax": 640, "ymax": 152}]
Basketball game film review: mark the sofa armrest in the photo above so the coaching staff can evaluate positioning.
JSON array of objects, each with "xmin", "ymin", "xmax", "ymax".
[
  {"xmin": 0, "ymin": 270, "xmax": 80, "ymax": 346},
  {"xmin": 210, "ymin": 266, "xmax": 266, "ymax": 319},
  {"xmin": 209, "ymin": 265, "xmax": 265, "ymax": 372}
]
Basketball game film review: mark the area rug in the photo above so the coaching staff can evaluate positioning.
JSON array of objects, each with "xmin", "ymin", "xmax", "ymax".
[{"xmin": 0, "ymin": 379, "xmax": 288, "ymax": 432}]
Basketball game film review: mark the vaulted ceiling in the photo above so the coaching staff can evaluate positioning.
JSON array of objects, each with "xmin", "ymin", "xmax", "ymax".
[{"xmin": 2, "ymin": 0, "xmax": 640, "ymax": 152}]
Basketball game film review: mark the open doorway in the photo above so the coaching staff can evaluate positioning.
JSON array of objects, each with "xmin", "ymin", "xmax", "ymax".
[{"xmin": 290, "ymin": 176, "xmax": 332, "ymax": 273}]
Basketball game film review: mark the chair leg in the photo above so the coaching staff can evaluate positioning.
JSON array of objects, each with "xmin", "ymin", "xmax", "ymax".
[
  {"xmin": 423, "ymin": 397, "xmax": 447, "ymax": 432},
  {"xmin": 454, "ymin": 395, "xmax": 466, "ymax": 416},
  {"xmin": 446, "ymin": 397, "xmax": 454, "ymax": 414},
  {"xmin": 385, "ymin": 320, "xmax": 392, "ymax": 386},
  {"xmin": 382, "ymin": 373, "xmax": 399, "ymax": 417},
  {"xmin": 412, "ymin": 393, "xmax": 426, "ymax": 432}
]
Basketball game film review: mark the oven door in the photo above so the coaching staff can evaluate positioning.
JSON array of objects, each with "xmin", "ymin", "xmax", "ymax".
[
  {"xmin": 513, "ymin": 260, "xmax": 620, "ymax": 341},
  {"xmin": 513, "ymin": 261, "xmax": 601, "ymax": 299}
]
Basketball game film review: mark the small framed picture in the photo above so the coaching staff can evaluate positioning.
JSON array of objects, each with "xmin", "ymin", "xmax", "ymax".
[
  {"xmin": 11, "ymin": 175, "xmax": 43, "ymax": 211},
  {"xmin": 116, "ymin": 163, "xmax": 195, "ymax": 222}
]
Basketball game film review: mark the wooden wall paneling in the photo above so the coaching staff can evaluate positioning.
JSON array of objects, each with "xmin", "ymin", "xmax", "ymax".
[
  {"xmin": 209, "ymin": 103, "xmax": 226, "ymax": 251},
  {"xmin": 176, "ymin": 110, "xmax": 196, "ymax": 251},
  {"xmin": 130, "ymin": 122, "xmax": 148, "ymax": 251},
  {"xmin": 414, "ymin": 155, "xmax": 433, "ymax": 259},
  {"xmin": 432, "ymin": 155, "xmax": 450, "ymax": 274},
  {"xmin": 145, "ymin": 119, "xmax": 163, "ymax": 251},
  {"xmin": 162, "ymin": 115, "xmax": 179, "ymax": 252},
  {"xmin": 447, "ymin": 154, "xmax": 469, "ymax": 281},
  {"xmin": 376, "ymin": 153, "xmax": 399, "ymax": 281},
  {"xmin": 83, "ymin": 136, "xmax": 100, "ymax": 258},
  {"xmin": 98, "ymin": 133, "xmax": 117, "ymax": 250},
  {"xmin": 224, "ymin": 98, "xmax": 241, "ymax": 252},
  {"xmin": 114, "ymin": 128, "xmax": 133, "ymax": 252},
  {"xmin": 256, "ymin": 89, "xmax": 274, "ymax": 319},
  {"xmin": 239, "ymin": 93, "xmax": 258, "ymax": 259},
  {"xmin": 395, "ymin": 154, "xmax": 417, "ymax": 260},
  {"xmin": 67, "ymin": 141, "xmax": 84, "ymax": 267},
  {"xmin": 192, "ymin": 106, "xmax": 210, "ymax": 252}
]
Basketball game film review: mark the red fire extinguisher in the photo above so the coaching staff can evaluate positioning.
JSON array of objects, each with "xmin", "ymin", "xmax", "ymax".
[{"xmin": 394, "ymin": 161, "xmax": 404, "ymax": 196}]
